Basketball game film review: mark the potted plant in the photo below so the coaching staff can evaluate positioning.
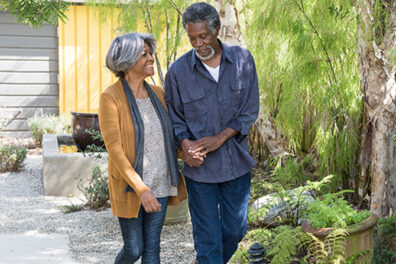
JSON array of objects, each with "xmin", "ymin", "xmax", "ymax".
[
  {"xmin": 231, "ymin": 176, "xmax": 378, "ymax": 264},
  {"xmin": 301, "ymin": 191, "xmax": 378, "ymax": 263}
]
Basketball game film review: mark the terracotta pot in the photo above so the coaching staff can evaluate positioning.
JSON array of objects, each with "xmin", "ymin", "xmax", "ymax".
[
  {"xmin": 302, "ymin": 214, "xmax": 378, "ymax": 263},
  {"xmin": 71, "ymin": 111, "xmax": 104, "ymax": 151}
]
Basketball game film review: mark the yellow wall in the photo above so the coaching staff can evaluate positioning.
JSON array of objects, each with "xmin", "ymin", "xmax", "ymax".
[{"xmin": 58, "ymin": 5, "xmax": 116, "ymax": 114}]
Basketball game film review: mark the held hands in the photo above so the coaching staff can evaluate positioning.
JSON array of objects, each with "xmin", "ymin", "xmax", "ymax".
[
  {"xmin": 140, "ymin": 190, "xmax": 161, "ymax": 213},
  {"xmin": 181, "ymin": 139, "xmax": 205, "ymax": 168},
  {"xmin": 181, "ymin": 134, "xmax": 226, "ymax": 168},
  {"xmin": 191, "ymin": 135, "xmax": 226, "ymax": 155}
]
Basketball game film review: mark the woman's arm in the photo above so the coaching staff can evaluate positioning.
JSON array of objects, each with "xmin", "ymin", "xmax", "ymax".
[{"xmin": 99, "ymin": 92, "xmax": 149, "ymax": 196}]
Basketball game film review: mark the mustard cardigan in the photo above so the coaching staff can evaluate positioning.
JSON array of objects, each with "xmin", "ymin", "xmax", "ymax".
[{"xmin": 98, "ymin": 79, "xmax": 187, "ymax": 218}]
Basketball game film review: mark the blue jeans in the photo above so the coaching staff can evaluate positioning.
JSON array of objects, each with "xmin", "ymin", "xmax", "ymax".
[
  {"xmin": 114, "ymin": 197, "xmax": 168, "ymax": 264},
  {"xmin": 185, "ymin": 172, "xmax": 251, "ymax": 264}
]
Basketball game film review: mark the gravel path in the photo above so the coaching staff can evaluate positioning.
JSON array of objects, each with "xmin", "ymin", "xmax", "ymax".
[{"xmin": 0, "ymin": 155, "xmax": 195, "ymax": 263}]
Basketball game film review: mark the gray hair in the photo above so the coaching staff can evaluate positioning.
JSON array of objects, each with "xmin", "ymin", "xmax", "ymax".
[
  {"xmin": 182, "ymin": 2, "xmax": 220, "ymax": 35},
  {"xmin": 106, "ymin": 32, "xmax": 156, "ymax": 77}
]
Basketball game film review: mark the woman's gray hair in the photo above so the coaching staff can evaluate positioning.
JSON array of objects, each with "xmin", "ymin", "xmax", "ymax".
[
  {"xmin": 106, "ymin": 32, "xmax": 156, "ymax": 77},
  {"xmin": 182, "ymin": 2, "xmax": 220, "ymax": 34}
]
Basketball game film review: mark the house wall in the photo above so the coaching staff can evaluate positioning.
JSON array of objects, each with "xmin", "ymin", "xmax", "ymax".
[
  {"xmin": 58, "ymin": 5, "xmax": 116, "ymax": 115},
  {"xmin": 0, "ymin": 11, "xmax": 58, "ymax": 137}
]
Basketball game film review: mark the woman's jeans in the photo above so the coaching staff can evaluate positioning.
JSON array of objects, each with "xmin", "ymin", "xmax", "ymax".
[{"xmin": 114, "ymin": 197, "xmax": 168, "ymax": 264}]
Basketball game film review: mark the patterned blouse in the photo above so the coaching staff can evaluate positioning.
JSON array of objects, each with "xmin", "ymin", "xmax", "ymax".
[{"xmin": 136, "ymin": 97, "xmax": 178, "ymax": 198}]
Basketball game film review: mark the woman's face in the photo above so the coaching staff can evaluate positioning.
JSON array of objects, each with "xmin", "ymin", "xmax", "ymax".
[{"xmin": 128, "ymin": 42, "xmax": 155, "ymax": 77}]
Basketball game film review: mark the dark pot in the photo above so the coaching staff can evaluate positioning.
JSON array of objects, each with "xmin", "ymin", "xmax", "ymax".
[{"xmin": 71, "ymin": 111, "xmax": 104, "ymax": 151}]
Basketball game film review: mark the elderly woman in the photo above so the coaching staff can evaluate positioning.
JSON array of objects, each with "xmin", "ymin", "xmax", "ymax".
[{"xmin": 98, "ymin": 32, "xmax": 187, "ymax": 264}]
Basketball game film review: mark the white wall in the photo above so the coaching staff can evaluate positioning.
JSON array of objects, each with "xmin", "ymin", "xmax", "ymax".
[{"xmin": 0, "ymin": 12, "xmax": 59, "ymax": 137}]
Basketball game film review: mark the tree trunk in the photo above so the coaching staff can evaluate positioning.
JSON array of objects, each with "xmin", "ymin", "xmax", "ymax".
[
  {"xmin": 357, "ymin": 0, "xmax": 396, "ymax": 217},
  {"xmin": 213, "ymin": 0, "xmax": 287, "ymax": 157},
  {"xmin": 213, "ymin": 0, "xmax": 243, "ymax": 45}
]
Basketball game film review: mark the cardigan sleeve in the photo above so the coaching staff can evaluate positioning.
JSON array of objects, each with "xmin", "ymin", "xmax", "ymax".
[{"xmin": 99, "ymin": 92, "xmax": 150, "ymax": 197}]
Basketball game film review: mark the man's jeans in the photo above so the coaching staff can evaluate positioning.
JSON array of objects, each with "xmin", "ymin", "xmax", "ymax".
[
  {"xmin": 114, "ymin": 197, "xmax": 168, "ymax": 264},
  {"xmin": 185, "ymin": 172, "xmax": 251, "ymax": 264}
]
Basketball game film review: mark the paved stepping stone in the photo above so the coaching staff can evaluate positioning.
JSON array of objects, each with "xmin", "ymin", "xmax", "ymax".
[{"xmin": 0, "ymin": 231, "xmax": 74, "ymax": 264}]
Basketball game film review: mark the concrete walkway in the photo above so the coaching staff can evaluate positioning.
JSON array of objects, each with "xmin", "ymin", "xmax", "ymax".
[
  {"xmin": 0, "ymin": 154, "xmax": 195, "ymax": 264},
  {"xmin": 0, "ymin": 155, "xmax": 75, "ymax": 264},
  {"xmin": 0, "ymin": 231, "xmax": 74, "ymax": 264}
]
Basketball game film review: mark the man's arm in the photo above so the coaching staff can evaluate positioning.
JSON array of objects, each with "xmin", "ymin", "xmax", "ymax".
[{"xmin": 165, "ymin": 69, "xmax": 204, "ymax": 167}]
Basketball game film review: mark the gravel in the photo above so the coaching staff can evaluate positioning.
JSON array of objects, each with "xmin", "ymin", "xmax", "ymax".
[{"xmin": 0, "ymin": 154, "xmax": 196, "ymax": 264}]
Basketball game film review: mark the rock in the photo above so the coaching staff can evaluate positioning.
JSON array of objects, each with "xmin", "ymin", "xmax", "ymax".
[{"xmin": 250, "ymin": 187, "xmax": 314, "ymax": 225}]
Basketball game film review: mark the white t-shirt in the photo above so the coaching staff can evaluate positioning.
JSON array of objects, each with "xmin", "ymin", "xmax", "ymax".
[{"xmin": 202, "ymin": 62, "xmax": 220, "ymax": 82}]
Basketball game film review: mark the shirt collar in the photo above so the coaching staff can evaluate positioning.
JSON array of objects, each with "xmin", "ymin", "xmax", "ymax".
[{"xmin": 190, "ymin": 39, "xmax": 234, "ymax": 72}]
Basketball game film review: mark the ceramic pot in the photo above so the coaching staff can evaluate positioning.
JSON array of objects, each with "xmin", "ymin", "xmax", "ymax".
[
  {"xmin": 302, "ymin": 214, "xmax": 378, "ymax": 263},
  {"xmin": 71, "ymin": 111, "xmax": 104, "ymax": 151}
]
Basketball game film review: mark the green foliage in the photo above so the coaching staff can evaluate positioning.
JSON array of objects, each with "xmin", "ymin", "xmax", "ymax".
[
  {"xmin": 267, "ymin": 225, "xmax": 300, "ymax": 263},
  {"xmin": 58, "ymin": 202, "xmax": 85, "ymax": 214},
  {"xmin": 87, "ymin": 0, "xmax": 195, "ymax": 85},
  {"xmin": 0, "ymin": 0, "xmax": 69, "ymax": 28},
  {"xmin": 299, "ymin": 228, "xmax": 348, "ymax": 264},
  {"xmin": 244, "ymin": 0, "xmax": 362, "ymax": 187},
  {"xmin": 373, "ymin": 213, "xmax": 396, "ymax": 263},
  {"xmin": 249, "ymin": 167, "xmax": 273, "ymax": 204},
  {"xmin": 28, "ymin": 114, "xmax": 71, "ymax": 147},
  {"xmin": 305, "ymin": 190, "xmax": 371, "ymax": 228},
  {"xmin": 373, "ymin": 0, "xmax": 391, "ymax": 46},
  {"xmin": 232, "ymin": 224, "xmax": 347, "ymax": 264},
  {"xmin": 83, "ymin": 128, "xmax": 106, "ymax": 153},
  {"xmin": 270, "ymin": 153, "xmax": 314, "ymax": 187},
  {"xmin": 0, "ymin": 145, "xmax": 27, "ymax": 172},
  {"xmin": 230, "ymin": 228, "xmax": 274, "ymax": 263},
  {"xmin": 79, "ymin": 166, "xmax": 109, "ymax": 210},
  {"xmin": 248, "ymin": 175, "xmax": 333, "ymax": 227}
]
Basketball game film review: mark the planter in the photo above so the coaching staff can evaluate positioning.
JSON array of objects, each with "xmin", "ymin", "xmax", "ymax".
[
  {"xmin": 42, "ymin": 134, "xmax": 102, "ymax": 197},
  {"xmin": 302, "ymin": 214, "xmax": 379, "ymax": 263},
  {"xmin": 165, "ymin": 200, "xmax": 189, "ymax": 225},
  {"xmin": 71, "ymin": 111, "xmax": 104, "ymax": 151}
]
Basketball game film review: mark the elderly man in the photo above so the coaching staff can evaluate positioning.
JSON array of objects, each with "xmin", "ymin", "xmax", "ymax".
[{"xmin": 165, "ymin": 2, "xmax": 259, "ymax": 263}]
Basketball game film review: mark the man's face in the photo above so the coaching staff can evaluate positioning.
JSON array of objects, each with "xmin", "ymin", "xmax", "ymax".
[{"xmin": 186, "ymin": 21, "xmax": 219, "ymax": 60}]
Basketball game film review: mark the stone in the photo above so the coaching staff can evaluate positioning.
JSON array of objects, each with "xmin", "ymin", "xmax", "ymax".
[{"xmin": 251, "ymin": 186, "xmax": 314, "ymax": 225}]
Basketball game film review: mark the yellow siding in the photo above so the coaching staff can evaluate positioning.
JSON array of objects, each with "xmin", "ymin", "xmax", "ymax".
[{"xmin": 58, "ymin": 5, "xmax": 116, "ymax": 114}]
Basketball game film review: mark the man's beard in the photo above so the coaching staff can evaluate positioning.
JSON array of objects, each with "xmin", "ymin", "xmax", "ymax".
[{"xmin": 194, "ymin": 46, "xmax": 215, "ymax": 61}]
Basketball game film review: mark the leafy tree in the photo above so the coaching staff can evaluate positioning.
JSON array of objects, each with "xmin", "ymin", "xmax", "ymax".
[
  {"xmin": 88, "ymin": 0, "xmax": 195, "ymax": 86},
  {"xmin": 243, "ymin": 0, "xmax": 362, "ymax": 191},
  {"xmin": 0, "ymin": 0, "xmax": 69, "ymax": 28}
]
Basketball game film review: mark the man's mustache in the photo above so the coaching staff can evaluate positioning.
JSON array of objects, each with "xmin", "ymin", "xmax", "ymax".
[{"xmin": 195, "ymin": 46, "xmax": 211, "ymax": 51}]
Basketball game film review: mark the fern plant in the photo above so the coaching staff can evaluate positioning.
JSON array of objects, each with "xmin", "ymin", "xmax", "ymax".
[{"xmin": 304, "ymin": 190, "xmax": 371, "ymax": 229}]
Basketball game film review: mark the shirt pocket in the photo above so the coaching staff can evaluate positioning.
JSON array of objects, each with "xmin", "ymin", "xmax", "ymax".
[
  {"xmin": 230, "ymin": 78, "xmax": 250, "ymax": 108},
  {"xmin": 179, "ymin": 85, "xmax": 207, "ymax": 136}
]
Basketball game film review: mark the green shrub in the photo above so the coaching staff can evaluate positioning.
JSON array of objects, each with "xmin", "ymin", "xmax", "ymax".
[
  {"xmin": 373, "ymin": 213, "xmax": 396, "ymax": 263},
  {"xmin": 0, "ymin": 145, "xmax": 27, "ymax": 172},
  {"xmin": 79, "ymin": 165, "xmax": 109, "ymax": 210},
  {"xmin": 305, "ymin": 190, "xmax": 371, "ymax": 228},
  {"xmin": 28, "ymin": 113, "xmax": 71, "ymax": 146},
  {"xmin": 58, "ymin": 201, "xmax": 85, "ymax": 214}
]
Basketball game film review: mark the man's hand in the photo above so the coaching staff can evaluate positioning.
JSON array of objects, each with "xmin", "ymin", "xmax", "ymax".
[
  {"xmin": 190, "ymin": 127, "xmax": 238, "ymax": 155},
  {"xmin": 190, "ymin": 135, "xmax": 224, "ymax": 155},
  {"xmin": 181, "ymin": 139, "xmax": 204, "ymax": 168},
  {"xmin": 140, "ymin": 190, "xmax": 161, "ymax": 213}
]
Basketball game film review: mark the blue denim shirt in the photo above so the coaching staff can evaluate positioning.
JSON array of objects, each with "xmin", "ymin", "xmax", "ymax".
[{"xmin": 165, "ymin": 41, "xmax": 259, "ymax": 183}]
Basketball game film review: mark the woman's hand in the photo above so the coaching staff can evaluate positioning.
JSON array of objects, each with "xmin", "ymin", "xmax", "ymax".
[
  {"xmin": 140, "ymin": 190, "xmax": 161, "ymax": 213},
  {"xmin": 181, "ymin": 139, "xmax": 204, "ymax": 168}
]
